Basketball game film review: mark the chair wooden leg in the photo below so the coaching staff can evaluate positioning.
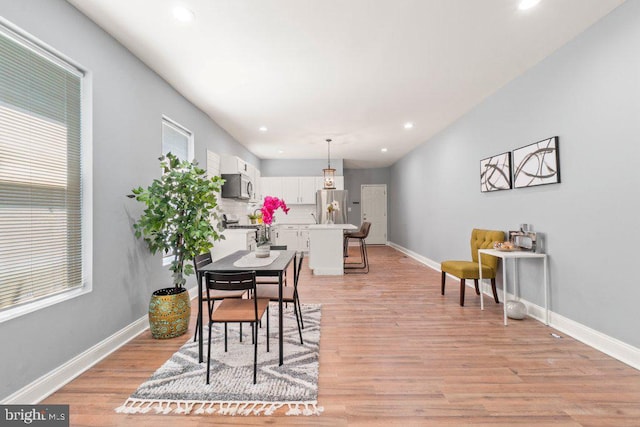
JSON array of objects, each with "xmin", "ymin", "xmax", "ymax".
[
  {"xmin": 491, "ymin": 278, "xmax": 499, "ymax": 303},
  {"xmin": 459, "ymin": 279, "xmax": 466, "ymax": 306},
  {"xmin": 441, "ymin": 272, "xmax": 446, "ymax": 295},
  {"xmin": 474, "ymin": 279, "xmax": 480, "ymax": 295},
  {"xmin": 224, "ymin": 323, "xmax": 228, "ymax": 352}
]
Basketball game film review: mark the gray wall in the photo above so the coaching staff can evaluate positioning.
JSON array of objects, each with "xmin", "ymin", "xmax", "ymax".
[
  {"xmin": 344, "ymin": 168, "xmax": 390, "ymax": 226},
  {"xmin": 0, "ymin": 0, "xmax": 258, "ymax": 400},
  {"xmin": 261, "ymin": 159, "xmax": 343, "ymax": 177},
  {"xmin": 389, "ymin": 0, "xmax": 640, "ymax": 348}
]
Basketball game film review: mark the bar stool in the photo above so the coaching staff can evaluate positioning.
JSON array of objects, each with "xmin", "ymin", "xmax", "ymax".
[{"xmin": 344, "ymin": 222, "xmax": 371, "ymax": 274}]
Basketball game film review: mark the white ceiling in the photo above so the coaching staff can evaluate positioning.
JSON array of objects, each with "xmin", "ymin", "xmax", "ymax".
[{"xmin": 67, "ymin": 0, "xmax": 624, "ymax": 168}]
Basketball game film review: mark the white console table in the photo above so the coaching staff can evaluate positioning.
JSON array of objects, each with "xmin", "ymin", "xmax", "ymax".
[{"xmin": 478, "ymin": 249, "xmax": 549, "ymax": 326}]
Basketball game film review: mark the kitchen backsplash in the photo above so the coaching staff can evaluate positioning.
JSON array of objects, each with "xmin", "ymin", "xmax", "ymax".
[{"xmin": 218, "ymin": 199, "xmax": 315, "ymax": 225}]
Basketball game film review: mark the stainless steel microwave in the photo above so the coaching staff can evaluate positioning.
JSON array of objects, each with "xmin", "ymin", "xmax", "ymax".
[{"xmin": 221, "ymin": 173, "xmax": 252, "ymax": 199}]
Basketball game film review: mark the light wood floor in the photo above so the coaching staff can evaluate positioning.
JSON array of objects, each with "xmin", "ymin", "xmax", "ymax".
[{"xmin": 42, "ymin": 245, "xmax": 640, "ymax": 426}]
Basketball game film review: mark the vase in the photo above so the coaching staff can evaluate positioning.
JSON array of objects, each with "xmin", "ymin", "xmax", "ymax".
[
  {"xmin": 148, "ymin": 287, "xmax": 191, "ymax": 339},
  {"xmin": 255, "ymin": 244, "xmax": 270, "ymax": 258},
  {"xmin": 326, "ymin": 211, "xmax": 334, "ymax": 224}
]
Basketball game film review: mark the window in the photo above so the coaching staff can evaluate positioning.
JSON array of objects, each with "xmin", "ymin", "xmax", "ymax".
[
  {"xmin": 162, "ymin": 116, "xmax": 193, "ymax": 161},
  {"xmin": 0, "ymin": 20, "xmax": 91, "ymax": 322},
  {"xmin": 160, "ymin": 117, "xmax": 193, "ymax": 265}
]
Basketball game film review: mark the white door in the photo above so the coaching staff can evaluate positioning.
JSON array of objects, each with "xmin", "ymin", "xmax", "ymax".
[{"xmin": 361, "ymin": 184, "xmax": 387, "ymax": 245}]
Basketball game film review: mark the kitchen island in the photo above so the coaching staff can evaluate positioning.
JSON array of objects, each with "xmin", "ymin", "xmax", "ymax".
[{"xmin": 308, "ymin": 223, "xmax": 358, "ymax": 275}]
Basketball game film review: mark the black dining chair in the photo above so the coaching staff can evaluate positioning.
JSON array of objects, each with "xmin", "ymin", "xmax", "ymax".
[
  {"xmin": 204, "ymin": 271, "xmax": 270, "ymax": 384},
  {"xmin": 255, "ymin": 251, "xmax": 305, "ymax": 344},
  {"xmin": 193, "ymin": 252, "xmax": 247, "ymax": 342}
]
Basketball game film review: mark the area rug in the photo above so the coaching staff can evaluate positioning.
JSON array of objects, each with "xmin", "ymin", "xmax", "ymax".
[{"xmin": 116, "ymin": 303, "xmax": 322, "ymax": 416}]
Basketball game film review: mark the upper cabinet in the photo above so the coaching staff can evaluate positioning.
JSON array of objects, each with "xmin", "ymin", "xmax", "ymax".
[
  {"xmin": 261, "ymin": 177, "xmax": 283, "ymax": 201},
  {"xmin": 261, "ymin": 175, "xmax": 344, "ymax": 205},
  {"xmin": 220, "ymin": 154, "xmax": 249, "ymax": 175},
  {"xmin": 282, "ymin": 177, "xmax": 316, "ymax": 204}
]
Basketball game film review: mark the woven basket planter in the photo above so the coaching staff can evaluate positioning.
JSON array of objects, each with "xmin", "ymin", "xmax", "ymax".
[{"xmin": 148, "ymin": 287, "xmax": 191, "ymax": 339}]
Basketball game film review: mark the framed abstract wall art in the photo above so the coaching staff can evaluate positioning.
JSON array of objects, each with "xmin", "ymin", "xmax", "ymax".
[
  {"xmin": 480, "ymin": 152, "xmax": 512, "ymax": 192},
  {"xmin": 513, "ymin": 136, "xmax": 560, "ymax": 188}
]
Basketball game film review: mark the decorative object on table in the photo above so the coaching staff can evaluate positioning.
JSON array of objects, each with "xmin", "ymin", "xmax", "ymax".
[
  {"xmin": 322, "ymin": 138, "xmax": 336, "ymax": 189},
  {"xmin": 441, "ymin": 228, "xmax": 504, "ymax": 306},
  {"xmin": 260, "ymin": 196, "xmax": 290, "ymax": 225},
  {"xmin": 326, "ymin": 200, "xmax": 340, "ymax": 224},
  {"xmin": 480, "ymin": 151, "xmax": 512, "ymax": 192},
  {"xmin": 257, "ymin": 196, "xmax": 289, "ymax": 256},
  {"xmin": 506, "ymin": 300, "xmax": 527, "ymax": 320},
  {"xmin": 116, "ymin": 303, "xmax": 323, "ymax": 417},
  {"xmin": 493, "ymin": 241, "xmax": 517, "ymax": 251},
  {"xmin": 513, "ymin": 136, "xmax": 560, "ymax": 188},
  {"xmin": 508, "ymin": 224, "xmax": 539, "ymax": 252},
  {"xmin": 129, "ymin": 153, "xmax": 225, "ymax": 339},
  {"xmin": 255, "ymin": 244, "xmax": 271, "ymax": 258}
]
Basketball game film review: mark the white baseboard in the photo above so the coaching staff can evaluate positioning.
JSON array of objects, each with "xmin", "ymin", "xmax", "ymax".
[
  {"xmin": 388, "ymin": 241, "xmax": 640, "ymax": 371},
  {"xmin": 2, "ymin": 314, "xmax": 149, "ymax": 404},
  {"xmin": 2, "ymin": 287, "xmax": 204, "ymax": 405}
]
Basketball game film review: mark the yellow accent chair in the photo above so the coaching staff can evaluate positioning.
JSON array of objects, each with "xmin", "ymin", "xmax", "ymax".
[{"xmin": 440, "ymin": 228, "xmax": 505, "ymax": 306}]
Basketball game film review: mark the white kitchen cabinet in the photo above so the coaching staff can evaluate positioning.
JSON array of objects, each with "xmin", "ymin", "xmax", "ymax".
[
  {"xmin": 279, "ymin": 176, "xmax": 316, "ymax": 204},
  {"xmin": 299, "ymin": 226, "xmax": 310, "ymax": 252},
  {"xmin": 299, "ymin": 177, "xmax": 316, "ymax": 203},
  {"xmin": 272, "ymin": 224, "xmax": 311, "ymax": 252},
  {"xmin": 220, "ymin": 154, "xmax": 249, "ymax": 175},
  {"xmin": 246, "ymin": 163, "xmax": 261, "ymax": 202},
  {"xmin": 261, "ymin": 177, "xmax": 283, "ymax": 200},
  {"xmin": 281, "ymin": 178, "xmax": 299, "ymax": 203},
  {"xmin": 273, "ymin": 225, "xmax": 299, "ymax": 250},
  {"xmin": 262, "ymin": 175, "xmax": 343, "ymax": 205},
  {"xmin": 254, "ymin": 169, "xmax": 262, "ymax": 202}
]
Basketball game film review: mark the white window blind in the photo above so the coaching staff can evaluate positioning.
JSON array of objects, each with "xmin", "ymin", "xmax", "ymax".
[{"xmin": 0, "ymin": 23, "xmax": 85, "ymax": 314}]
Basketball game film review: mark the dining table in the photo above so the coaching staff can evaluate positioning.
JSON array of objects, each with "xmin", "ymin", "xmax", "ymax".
[{"xmin": 197, "ymin": 249, "xmax": 297, "ymax": 366}]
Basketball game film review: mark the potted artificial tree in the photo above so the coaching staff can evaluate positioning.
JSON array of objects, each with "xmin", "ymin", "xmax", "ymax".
[{"xmin": 130, "ymin": 153, "xmax": 225, "ymax": 339}]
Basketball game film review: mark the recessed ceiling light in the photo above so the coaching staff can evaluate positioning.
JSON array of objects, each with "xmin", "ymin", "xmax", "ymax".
[
  {"xmin": 381, "ymin": 148, "xmax": 388, "ymax": 153},
  {"xmin": 277, "ymin": 150, "xmax": 284, "ymax": 154},
  {"xmin": 404, "ymin": 122, "xmax": 414, "ymax": 129},
  {"xmin": 259, "ymin": 126, "xmax": 268, "ymax": 132},
  {"xmin": 172, "ymin": 6, "xmax": 195, "ymax": 22},
  {"xmin": 518, "ymin": 0, "xmax": 541, "ymax": 11}
]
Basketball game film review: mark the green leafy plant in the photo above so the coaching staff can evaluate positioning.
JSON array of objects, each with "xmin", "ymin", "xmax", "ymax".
[{"xmin": 130, "ymin": 153, "xmax": 225, "ymax": 289}]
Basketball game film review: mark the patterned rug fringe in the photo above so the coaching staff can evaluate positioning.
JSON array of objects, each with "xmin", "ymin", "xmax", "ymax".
[{"xmin": 115, "ymin": 398, "xmax": 324, "ymax": 416}]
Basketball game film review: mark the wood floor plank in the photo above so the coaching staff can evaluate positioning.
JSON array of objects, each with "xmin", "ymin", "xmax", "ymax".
[{"xmin": 40, "ymin": 246, "xmax": 640, "ymax": 426}]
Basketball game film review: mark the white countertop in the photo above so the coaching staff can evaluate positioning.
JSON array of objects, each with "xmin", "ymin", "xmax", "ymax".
[{"xmin": 308, "ymin": 224, "xmax": 358, "ymax": 230}]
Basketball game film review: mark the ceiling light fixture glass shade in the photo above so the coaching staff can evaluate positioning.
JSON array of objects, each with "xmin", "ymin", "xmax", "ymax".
[{"xmin": 323, "ymin": 138, "xmax": 336, "ymax": 189}]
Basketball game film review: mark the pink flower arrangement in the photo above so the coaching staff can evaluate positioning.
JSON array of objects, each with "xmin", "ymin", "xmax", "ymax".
[{"xmin": 260, "ymin": 196, "xmax": 290, "ymax": 225}]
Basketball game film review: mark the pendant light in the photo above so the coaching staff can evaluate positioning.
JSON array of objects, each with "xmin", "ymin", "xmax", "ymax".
[{"xmin": 322, "ymin": 138, "xmax": 336, "ymax": 189}]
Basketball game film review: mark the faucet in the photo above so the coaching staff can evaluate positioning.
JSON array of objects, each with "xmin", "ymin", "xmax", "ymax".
[{"xmin": 310, "ymin": 212, "xmax": 318, "ymax": 224}]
